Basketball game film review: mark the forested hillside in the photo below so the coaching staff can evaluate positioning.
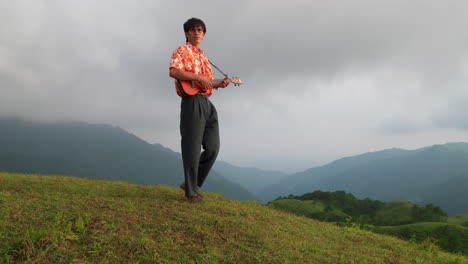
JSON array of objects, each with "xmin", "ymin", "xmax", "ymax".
[{"xmin": 269, "ymin": 191, "xmax": 468, "ymax": 255}]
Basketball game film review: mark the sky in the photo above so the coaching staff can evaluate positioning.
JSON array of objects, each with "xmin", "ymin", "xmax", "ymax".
[{"xmin": 1, "ymin": 0, "xmax": 468, "ymax": 173}]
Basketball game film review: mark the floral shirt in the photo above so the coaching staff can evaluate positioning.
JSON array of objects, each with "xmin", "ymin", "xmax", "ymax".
[{"xmin": 170, "ymin": 43, "xmax": 214, "ymax": 96}]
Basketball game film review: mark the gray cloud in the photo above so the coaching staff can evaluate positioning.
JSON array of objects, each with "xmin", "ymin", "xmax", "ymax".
[
  {"xmin": 433, "ymin": 89, "xmax": 468, "ymax": 130},
  {"xmin": 1, "ymin": 0, "xmax": 468, "ymax": 172}
]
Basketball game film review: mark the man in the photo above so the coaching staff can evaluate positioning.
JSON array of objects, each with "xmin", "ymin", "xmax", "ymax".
[{"xmin": 169, "ymin": 18, "xmax": 230, "ymax": 203}]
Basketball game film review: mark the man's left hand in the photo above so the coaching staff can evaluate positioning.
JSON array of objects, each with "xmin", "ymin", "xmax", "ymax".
[{"xmin": 219, "ymin": 78, "xmax": 230, "ymax": 88}]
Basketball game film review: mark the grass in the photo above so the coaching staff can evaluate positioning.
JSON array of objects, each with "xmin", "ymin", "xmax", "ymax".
[
  {"xmin": 1, "ymin": 172, "xmax": 467, "ymax": 264},
  {"xmin": 448, "ymin": 215, "xmax": 468, "ymax": 227}
]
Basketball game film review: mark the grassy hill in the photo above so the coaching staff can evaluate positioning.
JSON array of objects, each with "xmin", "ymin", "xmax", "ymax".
[
  {"xmin": 1, "ymin": 173, "xmax": 467, "ymax": 263},
  {"xmin": 268, "ymin": 191, "xmax": 468, "ymax": 255},
  {"xmin": 372, "ymin": 222, "xmax": 468, "ymax": 256},
  {"xmin": 449, "ymin": 215, "xmax": 468, "ymax": 227},
  {"xmin": 269, "ymin": 192, "xmax": 449, "ymax": 227}
]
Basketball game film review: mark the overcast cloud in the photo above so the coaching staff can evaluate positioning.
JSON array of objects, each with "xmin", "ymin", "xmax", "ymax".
[{"xmin": 1, "ymin": 0, "xmax": 468, "ymax": 172}]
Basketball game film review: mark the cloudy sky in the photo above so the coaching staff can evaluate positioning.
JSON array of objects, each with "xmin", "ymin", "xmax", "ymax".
[{"xmin": 1, "ymin": 0, "xmax": 468, "ymax": 173}]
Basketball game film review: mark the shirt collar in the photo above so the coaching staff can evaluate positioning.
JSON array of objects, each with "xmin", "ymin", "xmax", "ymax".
[{"xmin": 186, "ymin": 42, "xmax": 203, "ymax": 54}]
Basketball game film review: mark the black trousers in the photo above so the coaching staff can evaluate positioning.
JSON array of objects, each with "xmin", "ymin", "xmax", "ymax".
[{"xmin": 180, "ymin": 94, "xmax": 220, "ymax": 197}]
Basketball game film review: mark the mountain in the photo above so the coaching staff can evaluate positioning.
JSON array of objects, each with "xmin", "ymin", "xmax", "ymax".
[
  {"xmin": 314, "ymin": 144, "xmax": 468, "ymax": 201},
  {"xmin": 420, "ymin": 172, "xmax": 468, "ymax": 215},
  {"xmin": 1, "ymin": 172, "xmax": 466, "ymax": 263},
  {"xmin": 0, "ymin": 117, "xmax": 257, "ymax": 201},
  {"xmin": 261, "ymin": 143, "xmax": 468, "ymax": 214},
  {"xmin": 212, "ymin": 160, "xmax": 288, "ymax": 194},
  {"xmin": 259, "ymin": 148, "xmax": 411, "ymax": 202}
]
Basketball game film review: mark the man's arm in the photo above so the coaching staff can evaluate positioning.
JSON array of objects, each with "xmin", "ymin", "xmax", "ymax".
[{"xmin": 169, "ymin": 67, "xmax": 213, "ymax": 90}]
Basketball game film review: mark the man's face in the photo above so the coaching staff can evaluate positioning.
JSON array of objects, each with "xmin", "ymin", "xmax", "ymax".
[{"xmin": 186, "ymin": 26, "xmax": 205, "ymax": 47}]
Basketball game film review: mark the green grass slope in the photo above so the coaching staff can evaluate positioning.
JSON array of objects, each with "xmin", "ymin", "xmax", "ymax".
[
  {"xmin": 448, "ymin": 215, "xmax": 468, "ymax": 227},
  {"xmin": 372, "ymin": 222, "xmax": 468, "ymax": 256},
  {"xmin": 1, "ymin": 173, "xmax": 467, "ymax": 264}
]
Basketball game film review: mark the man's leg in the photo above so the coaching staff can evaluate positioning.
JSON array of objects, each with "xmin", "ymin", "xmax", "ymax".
[
  {"xmin": 197, "ymin": 100, "xmax": 220, "ymax": 187},
  {"xmin": 180, "ymin": 95, "xmax": 205, "ymax": 197}
]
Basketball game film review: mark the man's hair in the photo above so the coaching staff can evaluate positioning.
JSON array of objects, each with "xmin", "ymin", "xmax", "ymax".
[{"xmin": 183, "ymin": 17, "xmax": 206, "ymax": 42}]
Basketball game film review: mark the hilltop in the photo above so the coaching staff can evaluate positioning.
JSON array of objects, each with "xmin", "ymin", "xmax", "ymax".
[{"xmin": 1, "ymin": 173, "xmax": 467, "ymax": 263}]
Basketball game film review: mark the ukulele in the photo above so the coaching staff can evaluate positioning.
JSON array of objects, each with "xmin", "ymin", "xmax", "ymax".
[
  {"xmin": 174, "ymin": 60, "xmax": 242, "ymax": 96},
  {"xmin": 175, "ymin": 77, "xmax": 242, "ymax": 96}
]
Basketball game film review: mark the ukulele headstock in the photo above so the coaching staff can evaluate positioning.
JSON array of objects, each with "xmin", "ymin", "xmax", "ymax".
[{"xmin": 230, "ymin": 77, "xmax": 242, "ymax": 86}]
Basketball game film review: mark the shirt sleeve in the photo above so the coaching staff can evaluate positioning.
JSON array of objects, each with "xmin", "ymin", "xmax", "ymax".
[{"xmin": 169, "ymin": 46, "xmax": 186, "ymax": 70}]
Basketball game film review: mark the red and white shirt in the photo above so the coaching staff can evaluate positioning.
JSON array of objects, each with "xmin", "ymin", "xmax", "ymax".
[{"xmin": 170, "ymin": 43, "xmax": 214, "ymax": 96}]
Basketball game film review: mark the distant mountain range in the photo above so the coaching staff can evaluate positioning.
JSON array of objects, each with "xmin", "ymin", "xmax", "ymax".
[
  {"xmin": 0, "ymin": 118, "xmax": 257, "ymax": 201},
  {"xmin": 260, "ymin": 143, "xmax": 468, "ymax": 214},
  {"xmin": 1, "ymin": 117, "xmax": 467, "ymax": 214},
  {"xmin": 213, "ymin": 161, "xmax": 288, "ymax": 194}
]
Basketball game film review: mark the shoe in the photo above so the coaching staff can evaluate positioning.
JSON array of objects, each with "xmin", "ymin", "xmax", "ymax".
[
  {"xmin": 180, "ymin": 182, "xmax": 203, "ymax": 197},
  {"xmin": 185, "ymin": 195, "xmax": 203, "ymax": 203}
]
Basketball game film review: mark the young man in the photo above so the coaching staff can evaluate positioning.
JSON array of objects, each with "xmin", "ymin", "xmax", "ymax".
[{"xmin": 169, "ymin": 18, "xmax": 230, "ymax": 203}]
